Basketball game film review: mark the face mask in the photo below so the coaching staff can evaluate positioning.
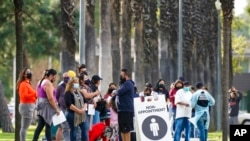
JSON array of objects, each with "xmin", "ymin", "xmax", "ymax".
[
  {"xmin": 108, "ymin": 88, "xmax": 115, "ymax": 94},
  {"xmin": 26, "ymin": 72, "xmax": 32, "ymax": 79},
  {"xmin": 119, "ymin": 76, "xmax": 126, "ymax": 84},
  {"xmin": 73, "ymin": 83, "xmax": 79, "ymax": 89},
  {"xmin": 63, "ymin": 77, "xmax": 70, "ymax": 83},
  {"xmin": 144, "ymin": 93, "xmax": 151, "ymax": 96},
  {"xmin": 158, "ymin": 84, "xmax": 165, "ymax": 89},
  {"xmin": 184, "ymin": 86, "xmax": 190, "ymax": 92},
  {"xmin": 84, "ymin": 79, "xmax": 91, "ymax": 85}
]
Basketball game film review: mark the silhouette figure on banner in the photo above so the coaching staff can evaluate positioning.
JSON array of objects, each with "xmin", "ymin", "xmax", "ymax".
[{"xmin": 150, "ymin": 118, "xmax": 159, "ymax": 136}]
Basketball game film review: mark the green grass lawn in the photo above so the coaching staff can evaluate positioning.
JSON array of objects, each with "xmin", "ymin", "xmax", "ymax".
[
  {"xmin": 1, "ymin": 125, "xmax": 223, "ymax": 141},
  {"xmin": 0, "ymin": 125, "xmax": 45, "ymax": 141}
]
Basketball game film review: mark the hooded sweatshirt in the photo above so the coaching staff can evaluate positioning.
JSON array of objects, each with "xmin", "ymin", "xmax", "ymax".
[{"xmin": 115, "ymin": 80, "xmax": 134, "ymax": 112}]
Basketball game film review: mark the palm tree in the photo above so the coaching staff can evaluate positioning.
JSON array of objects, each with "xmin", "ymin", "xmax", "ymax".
[
  {"xmin": 86, "ymin": 0, "xmax": 97, "ymax": 76},
  {"xmin": 14, "ymin": 0, "xmax": 24, "ymax": 139},
  {"xmin": 133, "ymin": 0, "xmax": 145, "ymax": 92},
  {"xmin": 221, "ymin": 0, "xmax": 234, "ymax": 140},
  {"xmin": 61, "ymin": 0, "xmax": 77, "ymax": 72},
  {"xmin": 111, "ymin": 0, "xmax": 121, "ymax": 85},
  {"xmin": 120, "ymin": 0, "xmax": 132, "ymax": 72},
  {"xmin": 164, "ymin": 0, "xmax": 178, "ymax": 84},
  {"xmin": 100, "ymin": 0, "xmax": 112, "ymax": 92},
  {"xmin": 143, "ymin": 0, "xmax": 158, "ymax": 85}
]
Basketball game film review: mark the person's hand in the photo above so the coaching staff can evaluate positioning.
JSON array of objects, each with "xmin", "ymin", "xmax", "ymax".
[
  {"xmin": 231, "ymin": 86, "xmax": 238, "ymax": 92},
  {"xmin": 56, "ymin": 109, "xmax": 60, "ymax": 115}
]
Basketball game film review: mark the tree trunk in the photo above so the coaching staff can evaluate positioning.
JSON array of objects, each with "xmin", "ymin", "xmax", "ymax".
[
  {"xmin": 14, "ymin": 0, "xmax": 23, "ymax": 139},
  {"xmin": 221, "ymin": 0, "xmax": 234, "ymax": 140},
  {"xmin": 143, "ymin": 0, "xmax": 158, "ymax": 84},
  {"xmin": 100, "ymin": 0, "xmax": 112, "ymax": 93},
  {"xmin": 111, "ymin": 0, "xmax": 121, "ymax": 85},
  {"xmin": 166, "ymin": 0, "xmax": 178, "ymax": 84},
  {"xmin": 86, "ymin": 0, "xmax": 97, "ymax": 76},
  {"xmin": 120, "ymin": 0, "xmax": 132, "ymax": 72},
  {"xmin": 0, "ymin": 81, "xmax": 14, "ymax": 132},
  {"xmin": 133, "ymin": 0, "xmax": 144, "ymax": 92},
  {"xmin": 61, "ymin": 0, "xmax": 76, "ymax": 72}
]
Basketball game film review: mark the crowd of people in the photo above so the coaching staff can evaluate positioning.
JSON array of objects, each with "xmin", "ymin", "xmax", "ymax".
[{"xmin": 16, "ymin": 64, "xmax": 243, "ymax": 141}]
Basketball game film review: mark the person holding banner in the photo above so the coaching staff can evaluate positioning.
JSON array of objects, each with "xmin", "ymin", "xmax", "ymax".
[
  {"xmin": 114, "ymin": 68, "xmax": 135, "ymax": 141},
  {"xmin": 173, "ymin": 81, "xmax": 192, "ymax": 141}
]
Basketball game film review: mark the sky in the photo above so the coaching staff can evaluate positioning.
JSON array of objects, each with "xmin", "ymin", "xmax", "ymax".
[{"xmin": 234, "ymin": 0, "xmax": 248, "ymax": 16}]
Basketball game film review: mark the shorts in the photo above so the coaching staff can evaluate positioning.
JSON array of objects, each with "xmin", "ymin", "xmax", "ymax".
[{"xmin": 118, "ymin": 111, "xmax": 134, "ymax": 133}]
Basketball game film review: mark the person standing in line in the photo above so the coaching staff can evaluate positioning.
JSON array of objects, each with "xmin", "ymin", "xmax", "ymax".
[
  {"xmin": 173, "ymin": 81, "xmax": 192, "ymax": 141},
  {"xmin": 64, "ymin": 77, "xmax": 88, "ymax": 141},
  {"xmin": 153, "ymin": 79, "xmax": 169, "ymax": 102},
  {"xmin": 189, "ymin": 82, "xmax": 215, "ymax": 141},
  {"xmin": 114, "ymin": 68, "xmax": 135, "ymax": 141},
  {"xmin": 55, "ymin": 72, "xmax": 71, "ymax": 141},
  {"xmin": 169, "ymin": 80, "xmax": 184, "ymax": 135},
  {"xmin": 17, "ymin": 68, "xmax": 37, "ymax": 141},
  {"xmin": 79, "ymin": 72, "xmax": 101, "ymax": 141},
  {"xmin": 32, "ymin": 69, "xmax": 60, "ymax": 141}
]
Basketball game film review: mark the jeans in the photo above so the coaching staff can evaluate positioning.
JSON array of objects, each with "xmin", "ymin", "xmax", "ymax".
[
  {"xmin": 32, "ymin": 115, "xmax": 51, "ymax": 141},
  {"xmin": 197, "ymin": 113, "xmax": 208, "ymax": 141},
  {"xmin": 173, "ymin": 117, "xmax": 190, "ymax": 141},
  {"xmin": 66, "ymin": 112, "xmax": 87, "ymax": 141},
  {"xmin": 171, "ymin": 107, "xmax": 176, "ymax": 132},
  {"xmin": 93, "ymin": 110, "xmax": 100, "ymax": 125}
]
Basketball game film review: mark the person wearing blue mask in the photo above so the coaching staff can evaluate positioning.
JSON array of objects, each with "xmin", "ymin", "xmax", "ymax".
[
  {"xmin": 173, "ymin": 81, "xmax": 193, "ymax": 141},
  {"xmin": 64, "ymin": 77, "xmax": 88, "ymax": 141}
]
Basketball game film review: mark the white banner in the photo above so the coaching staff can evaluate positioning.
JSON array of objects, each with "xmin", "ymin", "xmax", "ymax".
[{"xmin": 134, "ymin": 95, "xmax": 172, "ymax": 141}]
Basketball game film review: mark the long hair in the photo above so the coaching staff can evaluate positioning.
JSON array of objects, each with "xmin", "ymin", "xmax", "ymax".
[
  {"xmin": 16, "ymin": 68, "xmax": 29, "ymax": 90},
  {"xmin": 65, "ymin": 77, "xmax": 78, "ymax": 92},
  {"xmin": 38, "ymin": 69, "xmax": 57, "ymax": 87}
]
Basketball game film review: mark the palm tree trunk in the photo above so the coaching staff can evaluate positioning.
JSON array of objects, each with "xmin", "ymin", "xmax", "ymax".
[
  {"xmin": 14, "ymin": 0, "xmax": 23, "ymax": 139},
  {"xmin": 100, "ymin": 0, "xmax": 112, "ymax": 93},
  {"xmin": 0, "ymin": 81, "xmax": 14, "ymax": 133},
  {"xmin": 86, "ymin": 0, "xmax": 97, "ymax": 76},
  {"xmin": 133, "ymin": 0, "xmax": 145, "ymax": 92},
  {"xmin": 143, "ymin": 0, "xmax": 158, "ymax": 84},
  {"xmin": 221, "ymin": 0, "xmax": 234, "ymax": 140},
  {"xmin": 61, "ymin": 0, "xmax": 76, "ymax": 72},
  {"xmin": 120, "ymin": 0, "xmax": 132, "ymax": 72},
  {"xmin": 166, "ymin": 0, "xmax": 178, "ymax": 84},
  {"xmin": 111, "ymin": 0, "xmax": 121, "ymax": 85}
]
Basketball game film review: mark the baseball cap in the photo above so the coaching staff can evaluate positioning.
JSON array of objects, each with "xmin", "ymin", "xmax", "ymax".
[{"xmin": 145, "ymin": 82, "xmax": 153, "ymax": 88}]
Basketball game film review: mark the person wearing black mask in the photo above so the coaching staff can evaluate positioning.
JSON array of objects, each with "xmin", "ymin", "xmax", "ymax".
[
  {"xmin": 153, "ymin": 79, "xmax": 169, "ymax": 102},
  {"xmin": 78, "ymin": 72, "xmax": 100, "ymax": 140},
  {"xmin": 55, "ymin": 72, "xmax": 71, "ymax": 141},
  {"xmin": 169, "ymin": 80, "xmax": 184, "ymax": 135}
]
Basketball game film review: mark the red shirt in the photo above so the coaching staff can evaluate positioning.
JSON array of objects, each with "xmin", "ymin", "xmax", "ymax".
[
  {"xmin": 169, "ymin": 88, "xmax": 178, "ymax": 108},
  {"xmin": 18, "ymin": 80, "xmax": 37, "ymax": 104}
]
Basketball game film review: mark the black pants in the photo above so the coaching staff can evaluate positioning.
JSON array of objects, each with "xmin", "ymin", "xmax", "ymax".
[{"xmin": 32, "ymin": 115, "xmax": 51, "ymax": 141}]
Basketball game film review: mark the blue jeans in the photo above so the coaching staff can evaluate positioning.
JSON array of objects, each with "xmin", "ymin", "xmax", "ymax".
[
  {"xmin": 174, "ymin": 117, "xmax": 190, "ymax": 141},
  {"xmin": 197, "ymin": 113, "xmax": 208, "ymax": 141},
  {"xmin": 172, "ymin": 107, "xmax": 176, "ymax": 132},
  {"xmin": 66, "ymin": 112, "xmax": 87, "ymax": 141},
  {"xmin": 93, "ymin": 110, "xmax": 100, "ymax": 125}
]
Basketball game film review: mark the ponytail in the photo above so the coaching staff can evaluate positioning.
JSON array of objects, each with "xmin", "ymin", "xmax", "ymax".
[{"xmin": 38, "ymin": 69, "xmax": 57, "ymax": 87}]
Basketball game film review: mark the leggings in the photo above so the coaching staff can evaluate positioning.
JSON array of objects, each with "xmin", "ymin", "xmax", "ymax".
[{"xmin": 32, "ymin": 115, "xmax": 51, "ymax": 141}]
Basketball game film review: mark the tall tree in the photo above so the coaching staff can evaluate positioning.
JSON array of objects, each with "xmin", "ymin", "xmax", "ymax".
[
  {"xmin": 133, "ymin": 0, "xmax": 144, "ymax": 91},
  {"xmin": 61, "ymin": 0, "xmax": 77, "ymax": 72},
  {"xmin": 143, "ymin": 0, "xmax": 159, "ymax": 84},
  {"xmin": 221, "ymin": 0, "xmax": 234, "ymax": 140},
  {"xmin": 0, "ymin": 81, "xmax": 14, "ymax": 132},
  {"xmin": 86, "ymin": 0, "xmax": 97, "ymax": 76},
  {"xmin": 100, "ymin": 0, "xmax": 112, "ymax": 93},
  {"xmin": 14, "ymin": 0, "xmax": 23, "ymax": 139},
  {"xmin": 160, "ymin": 0, "xmax": 178, "ymax": 86},
  {"xmin": 111, "ymin": 0, "xmax": 121, "ymax": 85},
  {"xmin": 120, "ymin": 0, "xmax": 132, "ymax": 72}
]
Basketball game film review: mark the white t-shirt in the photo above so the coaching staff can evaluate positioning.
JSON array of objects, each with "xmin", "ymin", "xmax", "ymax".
[{"xmin": 175, "ymin": 89, "xmax": 192, "ymax": 119}]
